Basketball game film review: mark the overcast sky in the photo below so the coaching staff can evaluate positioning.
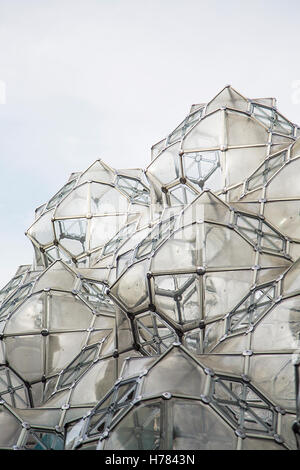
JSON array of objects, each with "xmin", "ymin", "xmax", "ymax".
[{"xmin": 0, "ymin": 0, "xmax": 300, "ymax": 286}]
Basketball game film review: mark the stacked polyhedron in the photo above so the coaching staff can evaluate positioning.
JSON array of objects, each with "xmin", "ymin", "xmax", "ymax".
[{"xmin": 1, "ymin": 86, "xmax": 300, "ymax": 450}]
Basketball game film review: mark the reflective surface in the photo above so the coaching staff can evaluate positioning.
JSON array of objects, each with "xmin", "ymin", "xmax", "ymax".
[{"xmin": 1, "ymin": 86, "xmax": 300, "ymax": 450}]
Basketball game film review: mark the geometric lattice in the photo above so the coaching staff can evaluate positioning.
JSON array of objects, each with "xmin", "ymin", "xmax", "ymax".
[{"xmin": 1, "ymin": 86, "xmax": 300, "ymax": 451}]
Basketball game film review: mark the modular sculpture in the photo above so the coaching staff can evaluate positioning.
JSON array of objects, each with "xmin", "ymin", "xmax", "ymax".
[{"xmin": 1, "ymin": 86, "xmax": 300, "ymax": 450}]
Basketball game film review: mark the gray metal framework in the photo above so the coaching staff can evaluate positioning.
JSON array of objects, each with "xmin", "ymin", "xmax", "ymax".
[{"xmin": 0, "ymin": 86, "xmax": 300, "ymax": 450}]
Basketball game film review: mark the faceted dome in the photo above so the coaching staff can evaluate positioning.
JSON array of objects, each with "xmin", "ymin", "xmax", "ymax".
[
  {"xmin": 146, "ymin": 86, "xmax": 298, "ymax": 211},
  {"xmin": 26, "ymin": 160, "xmax": 151, "ymax": 269},
  {"xmin": 1, "ymin": 86, "xmax": 300, "ymax": 451},
  {"xmin": 0, "ymin": 261, "xmax": 116, "ymax": 405}
]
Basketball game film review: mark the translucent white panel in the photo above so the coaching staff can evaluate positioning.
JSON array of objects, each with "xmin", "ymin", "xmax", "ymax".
[
  {"xmin": 182, "ymin": 111, "xmax": 222, "ymax": 150},
  {"xmin": 212, "ymin": 334, "xmax": 248, "ymax": 353},
  {"xmin": 226, "ymin": 184, "xmax": 245, "ymax": 201},
  {"xmin": 49, "ymin": 292, "xmax": 92, "ymax": 330},
  {"xmin": 55, "ymin": 184, "xmax": 88, "ymax": 218},
  {"xmin": 180, "ymin": 191, "xmax": 230, "ymax": 227},
  {"xmin": 206, "ymin": 86, "xmax": 248, "ymax": 114},
  {"xmin": 204, "ymin": 270, "xmax": 253, "ymax": 319},
  {"xmin": 225, "ymin": 146, "xmax": 267, "ymax": 188},
  {"xmin": 142, "ymin": 349, "xmax": 205, "ymax": 397},
  {"xmin": 0, "ymin": 408, "xmax": 21, "ymax": 447},
  {"xmin": 151, "ymin": 225, "xmax": 200, "ymax": 272},
  {"xmin": 249, "ymin": 355, "xmax": 295, "ymax": 410},
  {"xmin": 146, "ymin": 142, "xmax": 181, "ymax": 185},
  {"xmin": 116, "ymin": 351, "xmax": 142, "ymax": 378},
  {"xmin": 271, "ymin": 134, "xmax": 294, "ymax": 148},
  {"xmin": 86, "ymin": 329, "xmax": 112, "ymax": 347},
  {"xmin": 133, "ymin": 205, "xmax": 150, "ymax": 227},
  {"xmin": 251, "ymin": 297, "xmax": 300, "ymax": 351},
  {"xmin": 264, "ymin": 200, "xmax": 300, "ymax": 239},
  {"xmin": 288, "ymin": 242, "xmax": 300, "ymax": 262},
  {"xmin": 70, "ymin": 358, "xmax": 116, "ymax": 405},
  {"xmin": 172, "ymin": 400, "xmax": 236, "ymax": 450},
  {"xmin": 282, "ymin": 261, "xmax": 300, "ymax": 296},
  {"xmin": 122, "ymin": 357, "xmax": 156, "ymax": 379},
  {"xmin": 17, "ymin": 407, "xmax": 62, "ymax": 427},
  {"xmin": 111, "ymin": 260, "xmax": 149, "ymax": 312},
  {"xmin": 267, "ymin": 160, "xmax": 300, "ymax": 199},
  {"xmin": 89, "ymin": 215, "xmax": 127, "ymax": 250},
  {"xmin": 280, "ymin": 413, "xmax": 298, "ymax": 449},
  {"xmin": 151, "ymin": 138, "xmax": 167, "ymax": 160},
  {"xmin": 242, "ymin": 438, "xmax": 285, "ymax": 450},
  {"xmin": 226, "ymin": 111, "xmax": 269, "ymax": 146},
  {"xmin": 91, "ymin": 184, "xmax": 128, "ymax": 214},
  {"xmin": 47, "ymin": 331, "xmax": 87, "ymax": 374},
  {"xmin": 204, "ymin": 224, "xmax": 254, "ymax": 267},
  {"xmin": 28, "ymin": 209, "xmax": 55, "ymax": 247},
  {"xmin": 236, "ymin": 189, "xmax": 262, "ymax": 203},
  {"xmin": 65, "ymin": 419, "xmax": 86, "ymax": 449},
  {"xmin": 33, "ymin": 262, "xmax": 75, "ymax": 292},
  {"xmin": 93, "ymin": 315, "xmax": 115, "ymax": 330},
  {"xmin": 5, "ymin": 335, "xmax": 44, "ymax": 381},
  {"xmin": 198, "ymin": 353, "xmax": 243, "ymax": 375},
  {"xmin": 114, "ymin": 312, "xmax": 132, "ymax": 351},
  {"xmin": 78, "ymin": 160, "xmax": 115, "ymax": 184},
  {"xmin": 5, "ymin": 293, "xmax": 44, "ymax": 334},
  {"xmin": 104, "ymin": 402, "xmax": 161, "ymax": 450},
  {"xmin": 290, "ymin": 139, "xmax": 300, "ymax": 159}
]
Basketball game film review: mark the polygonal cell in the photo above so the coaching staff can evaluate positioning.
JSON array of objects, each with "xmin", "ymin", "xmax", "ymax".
[
  {"xmin": 210, "ymin": 378, "xmax": 277, "ymax": 437},
  {"xmin": 225, "ymin": 282, "xmax": 277, "ymax": 334},
  {"xmin": 206, "ymin": 86, "xmax": 248, "ymax": 114},
  {"xmin": 233, "ymin": 213, "xmax": 287, "ymax": 254},
  {"xmin": 103, "ymin": 401, "xmax": 161, "ymax": 450},
  {"xmin": 168, "ymin": 184, "xmax": 199, "ymax": 207},
  {"xmin": 45, "ymin": 177, "xmax": 78, "ymax": 212},
  {"xmin": 153, "ymin": 274, "xmax": 200, "ymax": 325},
  {"xmin": 54, "ymin": 218, "xmax": 88, "ymax": 256},
  {"xmin": 84, "ymin": 378, "xmax": 138, "ymax": 439},
  {"xmin": 0, "ymin": 262, "xmax": 115, "ymax": 404},
  {"xmin": 250, "ymin": 103, "xmax": 295, "ymax": 136},
  {"xmin": 166, "ymin": 108, "xmax": 204, "ymax": 146},
  {"xmin": 111, "ymin": 191, "xmax": 291, "ymax": 331},
  {"xmin": 134, "ymin": 216, "xmax": 176, "ymax": 261},
  {"xmin": 102, "ymin": 223, "xmax": 136, "ymax": 257},
  {"xmin": 27, "ymin": 164, "xmax": 150, "ymax": 268},
  {"xmin": 56, "ymin": 343, "xmax": 100, "ymax": 391},
  {"xmin": 0, "ymin": 266, "xmax": 33, "ymax": 307},
  {"xmin": 245, "ymin": 150, "xmax": 287, "ymax": 193},
  {"xmin": 0, "ymin": 366, "xmax": 31, "ymax": 408},
  {"xmin": 24, "ymin": 430, "xmax": 64, "ymax": 450},
  {"xmin": 2, "ymin": 86, "xmax": 300, "ymax": 451},
  {"xmin": 116, "ymin": 175, "xmax": 150, "ymax": 205},
  {"xmin": 182, "ymin": 150, "xmax": 221, "ymax": 191},
  {"xmin": 133, "ymin": 311, "xmax": 178, "ymax": 354}
]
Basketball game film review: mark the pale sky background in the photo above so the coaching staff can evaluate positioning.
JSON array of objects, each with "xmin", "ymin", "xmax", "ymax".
[{"xmin": 0, "ymin": 0, "xmax": 300, "ymax": 286}]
